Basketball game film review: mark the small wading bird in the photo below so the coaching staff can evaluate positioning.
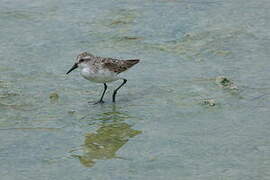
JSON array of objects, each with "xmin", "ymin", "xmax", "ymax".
[{"xmin": 66, "ymin": 52, "xmax": 140, "ymax": 104}]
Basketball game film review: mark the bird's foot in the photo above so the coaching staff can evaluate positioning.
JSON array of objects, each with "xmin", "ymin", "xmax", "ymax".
[{"xmin": 89, "ymin": 100, "xmax": 105, "ymax": 105}]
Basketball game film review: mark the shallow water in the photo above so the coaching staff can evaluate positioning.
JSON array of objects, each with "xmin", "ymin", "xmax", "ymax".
[{"xmin": 1, "ymin": 0, "xmax": 270, "ymax": 179}]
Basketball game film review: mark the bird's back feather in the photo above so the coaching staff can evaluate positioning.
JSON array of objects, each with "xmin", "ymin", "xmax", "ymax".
[{"xmin": 102, "ymin": 59, "xmax": 140, "ymax": 74}]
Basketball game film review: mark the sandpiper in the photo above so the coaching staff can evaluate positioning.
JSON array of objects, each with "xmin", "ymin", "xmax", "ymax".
[{"xmin": 66, "ymin": 52, "xmax": 140, "ymax": 104}]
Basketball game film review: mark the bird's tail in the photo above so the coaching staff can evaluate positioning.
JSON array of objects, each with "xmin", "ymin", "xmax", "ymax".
[{"xmin": 126, "ymin": 59, "xmax": 140, "ymax": 67}]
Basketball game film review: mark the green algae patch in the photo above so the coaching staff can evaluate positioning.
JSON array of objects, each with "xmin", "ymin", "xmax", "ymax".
[
  {"xmin": 49, "ymin": 92, "xmax": 59, "ymax": 102},
  {"xmin": 216, "ymin": 77, "xmax": 231, "ymax": 86},
  {"xmin": 0, "ymin": 80, "xmax": 9, "ymax": 88},
  {"xmin": 141, "ymin": 28, "xmax": 253, "ymax": 58},
  {"xmin": 0, "ymin": 92, "xmax": 20, "ymax": 99},
  {"xmin": 215, "ymin": 76, "xmax": 238, "ymax": 90}
]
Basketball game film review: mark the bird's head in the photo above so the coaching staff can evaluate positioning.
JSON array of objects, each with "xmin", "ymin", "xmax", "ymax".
[{"xmin": 66, "ymin": 52, "xmax": 94, "ymax": 74}]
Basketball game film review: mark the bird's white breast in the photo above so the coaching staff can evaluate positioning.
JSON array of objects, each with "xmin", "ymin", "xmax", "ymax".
[{"xmin": 80, "ymin": 67, "xmax": 119, "ymax": 83}]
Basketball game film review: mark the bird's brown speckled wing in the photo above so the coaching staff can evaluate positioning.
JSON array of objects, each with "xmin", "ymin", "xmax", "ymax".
[{"xmin": 102, "ymin": 58, "xmax": 140, "ymax": 74}]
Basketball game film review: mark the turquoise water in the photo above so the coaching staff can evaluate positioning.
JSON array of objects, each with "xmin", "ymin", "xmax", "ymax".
[{"xmin": 1, "ymin": 0, "xmax": 270, "ymax": 179}]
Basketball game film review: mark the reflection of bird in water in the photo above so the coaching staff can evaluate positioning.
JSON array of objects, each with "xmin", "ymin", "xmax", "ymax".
[{"xmin": 71, "ymin": 106, "xmax": 141, "ymax": 168}]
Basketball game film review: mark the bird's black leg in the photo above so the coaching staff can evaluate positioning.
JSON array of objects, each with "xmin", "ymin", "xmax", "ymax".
[
  {"xmin": 112, "ymin": 79, "xmax": 127, "ymax": 103},
  {"xmin": 93, "ymin": 83, "xmax": 107, "ymax": 104}
]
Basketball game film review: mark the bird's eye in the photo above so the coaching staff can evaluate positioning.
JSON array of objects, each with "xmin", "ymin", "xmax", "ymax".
[{"xmin": 79, "ymin": 59, "xmax": 84, "ymax": 63}]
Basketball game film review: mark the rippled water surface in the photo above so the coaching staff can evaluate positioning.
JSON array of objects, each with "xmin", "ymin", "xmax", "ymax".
[{"xmin": 1, "ymin": 0, "xmax": 270, "ymax": 179}]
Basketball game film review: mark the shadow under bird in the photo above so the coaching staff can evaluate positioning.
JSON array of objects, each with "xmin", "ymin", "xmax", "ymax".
[{"xmin": 66, "ymin": 52, "xmax": 140, "ymax": 104}]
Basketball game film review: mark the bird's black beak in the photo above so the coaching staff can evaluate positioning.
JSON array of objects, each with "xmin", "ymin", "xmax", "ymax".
[{"xmin": 66, "ymin": 63, "xmax": 78, "ymax": 74}]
